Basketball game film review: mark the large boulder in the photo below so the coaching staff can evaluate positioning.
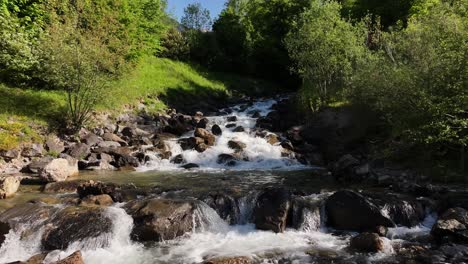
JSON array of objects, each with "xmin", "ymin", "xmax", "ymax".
[
  {"xmin": 325, "ymin": 190, "xmax": 394, "ymax": 232},
  {"xmin": 41, "ymin": 206, "xmax": 112, "ymax": 250},
  {"xmin": 102, "ymin": 133, "xmax": 127, "ymax": 146},
  {"xmin": 431, "ymin": 207, "xmax": 468, "ymax": 243},
  {"xmin": 350, "ymin": 233, "xmax": 385, "ymax": 253},
  {"xmin": 194, "ymin": 128, "xmax": 216, "ymax": 146},
  {"xmin": 21, "ymin": 143, "xmax": 44, "ymax": 158},
  {"xmin": 368, "ymin": 193, "xmax": 426, "ymax": 227},
  {"xmin": 37, "ymin": 157, "xmax": 79, "ymax": 182},
  {"xmin": 124, "ymin": 198, "xmax": 196, "ymax": 242},
  {"xmin": 254, "ymin": 188, "xmax": 291, "ymax": 233},
  {"xmin": 77, "ymin": 181, "xmax": 138, "ymax": 202},
  {"xmin": 0, "ymin": 176, "xmax": 20, "ymax": 199}
]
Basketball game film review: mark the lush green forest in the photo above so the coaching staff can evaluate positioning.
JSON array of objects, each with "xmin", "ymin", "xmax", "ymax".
[{"xmin": 0, "ymin": 0, "xmax": 466, "ymax": 177}]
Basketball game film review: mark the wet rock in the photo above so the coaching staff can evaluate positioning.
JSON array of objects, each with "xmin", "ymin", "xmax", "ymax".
[
  {"xmin": 194, "ymin": 128, "xmax": 216, "ymax": 146},
  {"xmin": 228, "ymin": 140, "xmax": 246, "ymax": 151},
  {"xmin": 217, "ymin": 154, "xmax": 237, "ymax": 166},
  {"xmin": 45, "ymin": 136, "xmax": 65, "ymax": 155},
  {"xmin": 251, "ymin": 111, "xmax": 261, "ymax": 118},
  {"xmin": 113, "ymin": 154, "xmax": 139, "ymax": 168},
  {"xmin": 204, "ymin": 193, "xmax": 239, "ymax": 225},
  {"xmin": 38, "ymin": 157, "xmax": 79, "ymax": 182},
  {"xmin": 80, "ymin": 194, "xmax": 113, "ymax": 206},
  {"xmin": 42, "ymin": 207, "xmax": 112, "ymax": 250},
  {"xmin": 0, "ymin": 176, "xmax": 20, "ymax": 199},
  {"xmin": 227, "ymin": 116, "xmax": 237, "ymax": 122},
  {"xmin": 233, "ymin": 126, "xmax": 245, "ymax": 132},
  {"xmin": 0, "ymin": 221, "xmax": 9, "ymax": 247},
  {"xmin": 350, "ymin": 233, "xmax": 385, "ymax": 253},
  {"xmin": 66, "ymin": 143, "xmax": 90, "ymax": 160},
  {"xmin": 265, "ymin": 134, "xmax": 280, "ymax": 145},
  {"xmin": 225, "ymin": 123, "xmax": 236, "ymax": 128},
  {"xmin": 42, "ymin": 180, "xmax": 86, "ymax": 193},
  {"xmin": 254, "ymin": 188, "xmax": 291, "ymax": 233},
  {"xmin": 204, "ymin": 256, "xmax": 251, "ymax": 264},
  {"xmin": 125, "ymin": 198, "xmax": 196, "ymax": 242},
  {"xmin": 369, "ymin": 193, "xmax": 426, "ymax": 227},
  {"xmin": 431, "ymin": 207, "xmax": 468, "ymax": 243},
  {"xmin": 53, "ymin": 251, "xmax": 84, "ymax": 264},
  {"xmin": 81, "ymin": 133, "xmax": 101, "ymax": 147},
  {"xmin": 15, "ymin": 252, "xmax": 48, "ymax": 264},
  {"xmin": 332, "ymin": 154, "xmax": 360, "ymax": 177},
  {"xmin": 280, "ymin": 140, "xmax": 294, "ymax": 151},
  {"xmin": 196, "ymin": 143, "xmax": 209, "ymax": 153},
  {"xmin": 171, "ymin": 154, "xmax": 185, "ymax": 164},
  {"xmin": 77, "ymin": 181, "xmax": 133, "ymax": 202},
  {"xmin": 325, "ymin": 190, "xmax": 394, "ymax": 232},
  {"xmin": 197, "ymin": 118, "xmax": 209, "ymax": 129},
  {"xmin": 211, "ymin": 124, "xmax": 222, "ymax": 136},
  {"xmin": 21, "ymin": 143, "xmax": 44, "ymax": 158},
  {"xmin": 181, "ymin": 163, "xmax": 199, "ymax": 169}
]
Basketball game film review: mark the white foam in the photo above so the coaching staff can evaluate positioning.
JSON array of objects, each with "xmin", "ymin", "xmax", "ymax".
[
  {"xmin": 139, "ymin": 98, "xmax": 309, "ymax": 172},
  {"xmin": 386, "ymin": 213, "xmax": 437, "ymax": 240}
]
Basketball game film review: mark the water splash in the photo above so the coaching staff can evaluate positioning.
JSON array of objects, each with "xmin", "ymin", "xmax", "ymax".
[{"xmin": 139, "ymin": 98, "xmax": 308, "ymax": 171}]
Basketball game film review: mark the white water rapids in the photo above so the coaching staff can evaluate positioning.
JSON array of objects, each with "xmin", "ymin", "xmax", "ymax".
[
  {"xmin": 139, "ymin": 98, "xmax": 307, "ymax": 171},
  {"xmin": 0, "ymin": 98, "xmax": 439, "ymax": 263}
]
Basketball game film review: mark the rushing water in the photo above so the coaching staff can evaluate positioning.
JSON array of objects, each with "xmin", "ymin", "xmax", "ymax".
[{"xmin": 0, "ymin": 98, "xmax": 438, "ymax": 263}]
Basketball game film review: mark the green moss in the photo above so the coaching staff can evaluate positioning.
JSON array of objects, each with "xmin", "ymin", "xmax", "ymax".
[{"xmin": 0, "ymin": 116, "xmax": 43, "ymax": 151}]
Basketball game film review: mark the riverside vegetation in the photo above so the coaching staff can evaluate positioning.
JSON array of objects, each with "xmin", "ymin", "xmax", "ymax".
[{"xmin": 0, "ymin": 0, "xmax": 467, "ymax": 263}]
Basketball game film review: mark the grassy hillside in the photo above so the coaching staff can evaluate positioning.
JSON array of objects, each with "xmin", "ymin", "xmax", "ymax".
[{"xmin": 0, "ymin": 56, "xmax": 278, "ymax": 151}]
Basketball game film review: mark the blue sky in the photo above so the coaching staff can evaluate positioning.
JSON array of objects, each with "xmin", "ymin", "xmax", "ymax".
[{"xmin": 166, "ymin": 0, "xmax": 227, "ymax": 21}]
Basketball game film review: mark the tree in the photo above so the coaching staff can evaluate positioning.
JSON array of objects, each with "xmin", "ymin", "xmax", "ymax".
[
  {"xmin": 180, "ymin": 2, "xmax": 211, "ymax": 31},
  {"xmin": 286, "ymin": 0, "xmax": 368, "ymax": 112}
]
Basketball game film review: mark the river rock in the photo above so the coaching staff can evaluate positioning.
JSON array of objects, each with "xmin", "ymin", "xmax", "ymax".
[
  {"xmin": 228, "ymin": 140, "xmax": 246, "ymax": 151},
  {"xmin": 45, "ymin": 136, "xmax": 65, "ymax": 155},
  {"xmin": 102, "ymin": 133, "xmax": 127, "ymax": 146},
  {"xmin": 265, "ymin": 134, "xmax": 280, "ymax": 145},
  {"xmin": 0, "ymin": 221, "xmax": 9, "ymax": 248},
  {"xmin": 350, "ymin": 232, "xmax": 385, "ymax": 253},
  {"xmin": 42, "ymin": 180, "xmax": 86, "ymax": 193},
  {"xmin": 125, "ymin": 198, "xmax": 196, "ymax": 241},
  {"xmin": 97, "ymin": 141, "xmax": 121, "ymax": 148},
  {"xmin": 194, "ymin": 128, "xmax": 216, "ymax": 146},
  {"xmin": 280, "ymin": 140, "xmax": 294, "ymax": 151},
  {"xmin": 227, "ymin": 116, "xmax": 237, "ymax": 122},
  {"xmin": 204, "ymin": 256, "xmax": 251, "ymax": 264},
  {"xmin": 77, "ymin": 181, "xmax": 129, "ymax": 202},
  {"xmin": 181, "ymin": 163, "xmax": 199, "ymax": 169},
  {"xmin": 21, "ymin": 143, "xmax": 44, "ymax": 158},
  {"xmin": 204, "ymin": 192, "xmax": 239, "ymax": 225},
  {"xmin": 0, "ymin": 148, "xmax": 21, "ymax": 160},
  {"xmin": 81, "ymin": 194, "xmax": 113, "ymax": 206},
  {"xmin": 171, "ymin": 154, "xmax": 185, "ymax": 164},
  {"xmin": 66, "ymin": 143, "xmax": 90, "ymax": 160},
  {"xmin": 217, "ymin": 154, "xmax": 237, "ymax": 166},
  {"xmin": 81, "ymin": 133, "xmax": 101, "ymax": 147},
  {"xmin": 42, "ymin": 206, "xmax": 112, "ymax": 250},
  {"xmin": 325, "ymin": 190, "xmax": 394, "ymax": 232},
  {"xmin": 114, "ymin": 154, "xmax": 139, "ymax": 168},
  {"xmin": 0, "ymin": 176, "xmax": 20, "ymax": 199},
  {"xmin": 368, "ymin": 193, "xmax": 426, "ymax": 227},
  {"xmin": 431, "ymin": 207, "xmax": 468, "ymax": 243},
  {"xmin": 196, "ymin": 143, "xmax": 209, "ymax": 153},
  {"xmin": 197, "ymin": 118, "xmax": 209, "ymax": 129},
  {"xmin": 233, "ymin": 126, "xmax": 245, "ymax": 132},
  {"xmin": 225, "ymin": 123, "xmax": 236, "ymax": 128},
  {"xmin": 254, "ymin": 188, "xmax": 291, "ymax": 233},
  {"xmin": 211, "ymin": 124, "xmax": 222, "ymax": 136},
  {"xmin": 38, "ymin": 157, "xmax": 79, "ymax": 182},
  {"xmin": 53, "ymin": 251, "xmax": 84, "ymax": 264}
]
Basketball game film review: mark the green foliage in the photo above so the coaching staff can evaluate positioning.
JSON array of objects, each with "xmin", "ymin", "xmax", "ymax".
[
  {"xmin": 160, "ymin": 27, "xmax": 190, "ymax": 60},
  {"xmin": 349, "ymin": 0, "xmax": 467, "ymax": 149},
  {"xmin": 286, "ymin": 0, "xmax": 368, "ymax": 111},
  {"xmin": 0, "ymin": 115, "xmax": 43, "ymax": 151}
]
